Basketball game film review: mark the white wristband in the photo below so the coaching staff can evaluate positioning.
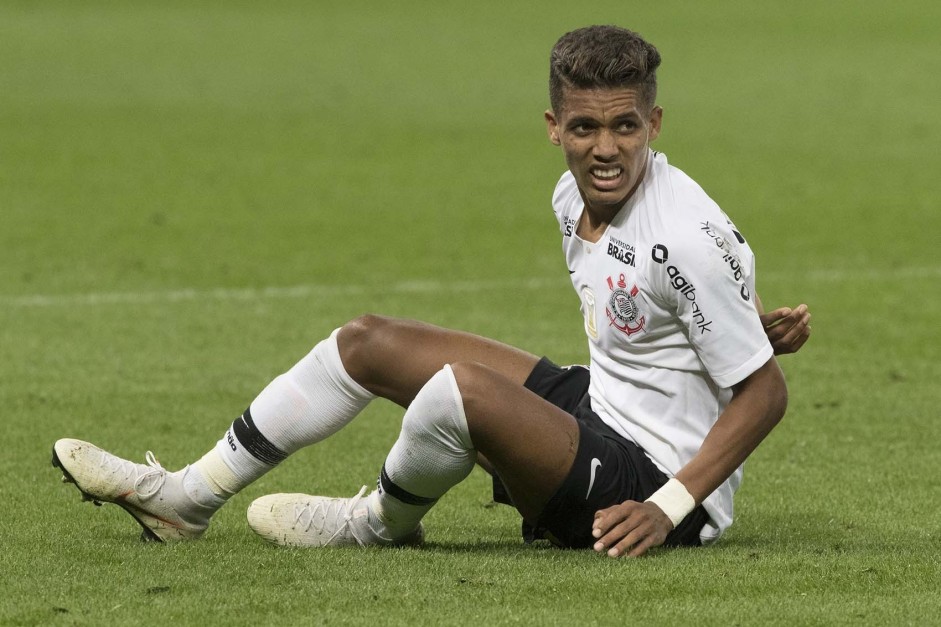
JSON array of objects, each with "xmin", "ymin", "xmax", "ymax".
[{"xmin": 645, "ymin": 478, "xmax": 696, "ymax": 528}]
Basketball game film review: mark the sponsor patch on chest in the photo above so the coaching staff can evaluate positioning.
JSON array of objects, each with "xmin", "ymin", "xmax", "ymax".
[{"xmin": 606, "ymin": 236, "xmax": 636, "ymax": 267}]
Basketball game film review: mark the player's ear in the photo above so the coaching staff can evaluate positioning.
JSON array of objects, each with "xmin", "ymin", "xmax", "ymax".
[
  {"xmin": 545, "ymin": 110, "xmax": 561, "ymax": 145},
  {"xmin": 647, "ymin": 106, "xmax": 663, "ymax": 142}
]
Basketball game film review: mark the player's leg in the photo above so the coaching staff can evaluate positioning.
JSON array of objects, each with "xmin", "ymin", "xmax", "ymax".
[
  {"xmin": 337, "ymin": 314, "xmax": 540, "ymax": 407},
  {"xmin": 245, "ymin": 361, "xmax": 579, "ymax": 546},
  {"xmin": 374, "ymin": 360, "xmax": 579, "ymax": 529},
  {"xmin": 53, "ymin": 325, "xmax": 372, "ymax": 542},
  {"xmin": 54, "ymin": 315, "xmax": 539, "ymax": 541},
  {"xmin": 200, "ymin": 315, "xmax": 538, "ymax": 495}
]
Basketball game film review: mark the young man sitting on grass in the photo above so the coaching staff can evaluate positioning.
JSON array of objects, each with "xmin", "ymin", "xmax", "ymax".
[{"xmin": 54, "ymin": 25, "xmax": 810, "ymax": 557}]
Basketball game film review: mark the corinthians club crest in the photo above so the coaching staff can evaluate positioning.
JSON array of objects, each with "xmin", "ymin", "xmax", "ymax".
[{"xmin": 605, "ymin": 274, "xmax": 646, "ymax": 336}]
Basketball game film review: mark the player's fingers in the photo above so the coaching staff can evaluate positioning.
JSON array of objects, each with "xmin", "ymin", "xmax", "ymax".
[
  {"xmin": 626, "ymin": 532, "xmax": 664, "ymax": 558},
  {"xmin": 592, "ymin": 519, "xmax": 617, "ymax": 543},
  {"xmin": 777, "ymin": 305, "xmax": 807, "ymax": 329},
  {"xmin": 765, "ymin": 322, "xmax": 790, "ymax": 343},
  {"xmin": 593, "ymin": 513, "xmax": 642, "ymax": 553},
  {"xmin": 592, "ymin": 508, "xmax": 617, "ymax": 537},
  {"xmin": 764, "ymin": 304, "xmax": 810, "ymax": 330},
  {"xmin": 770, "ymin": 310, "xmax": 812, "ymax": 354},
  {"xmin": 606, "ymin": 524, "xmax": 648, "ymax": 557},
  {"xmin": 786, "ymin": 307, "xmax": 809, "ymax": 326},
  {"xmin": 777, "ymin": 324, "xmax": 802, "ymax": 348},
  {"xmin": 778, "ymin": 312, "xmax": 812, "ymax": 348},
  {"xmin": 595, "ymin": 518, "xmax": 637, "ymax": 551},
  {"xmin": 608, "ymin": 517, "xmax": 666, "ymax": 558},
  {"xmin": 595, "ymin": 525, "xmax": 644, "ymax": 557},
  {"xmin": 592, "ymin": 501, "xmax": 637, "ymax": 538},
  {"xmin": 788, "ymin": 327, "xmax": 811, "ymax": 352},
  {"xmin": 759, "ymin": 307, "xmax": 791, "ymax": 328}
]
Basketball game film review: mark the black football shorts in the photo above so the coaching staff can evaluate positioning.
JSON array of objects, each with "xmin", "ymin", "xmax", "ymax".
[{"xmin": 492, "ymin": 357, "xmax": 709, "ymax": 549}]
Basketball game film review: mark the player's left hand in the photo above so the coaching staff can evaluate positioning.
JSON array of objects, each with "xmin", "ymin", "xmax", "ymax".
[
  {"xmin": 760, "ymin": 303, "xmax": 811, "ymax": 355},
  {"xmin": 591, "ymin": 500, "xmax": 673, "ymax": 558}
]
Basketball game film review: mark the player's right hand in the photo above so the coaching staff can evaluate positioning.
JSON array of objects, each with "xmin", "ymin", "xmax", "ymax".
[{"xmin": 591, "ymin": 500, "xmax": 672, "ymax": 558}]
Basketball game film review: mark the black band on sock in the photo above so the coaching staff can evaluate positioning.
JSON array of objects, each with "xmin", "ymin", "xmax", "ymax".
[
  {"xmin": 379, "ymin": 465, "xmax": 438, "ymax": 506},
  {"xmin": 232, "ymin": 407, "xmax": 288, "ymax": 466}
]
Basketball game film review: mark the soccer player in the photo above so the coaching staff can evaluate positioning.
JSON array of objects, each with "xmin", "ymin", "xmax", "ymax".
[{"xmin": 53, "ymin": 25, "xmax": 811, "ymax": 557}]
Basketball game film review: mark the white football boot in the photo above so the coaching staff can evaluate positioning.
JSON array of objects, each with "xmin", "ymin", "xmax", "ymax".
[
  {"xmin": 53, "ymin": 438, "xmax": 215, "ymax": 542},
  {"xmin": 246, "ymin": 486, "xmax": 424, "ymax": 548}
]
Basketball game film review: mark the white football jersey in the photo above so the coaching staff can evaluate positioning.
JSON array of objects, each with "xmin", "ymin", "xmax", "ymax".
[{"xmin": 554, "ymin": 150, "xmax": 774, "ymax": 543}]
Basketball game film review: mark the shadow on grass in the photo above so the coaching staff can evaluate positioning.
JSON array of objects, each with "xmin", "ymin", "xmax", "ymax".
[
  {"xmin": 421, "ymin": 539, "xmax": 560, "ymax": 554},
  {"xmin": 718, "ymin": 509, "xmax": 937, "ymax": 558}
]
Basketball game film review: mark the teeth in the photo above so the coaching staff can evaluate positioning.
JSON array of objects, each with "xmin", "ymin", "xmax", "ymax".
[{"xmin": 593, "ymin": 168, "xmax": 621, "ymax": 180}]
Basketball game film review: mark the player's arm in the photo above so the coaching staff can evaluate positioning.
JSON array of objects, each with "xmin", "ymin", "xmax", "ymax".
[
  {"xmin": 591, "ymin": 356, "xmax": 787, "ymax": 558},
  {"xmin": 755, "ymin": 293, "xmax": 812, "ymax": 355},
  {"xmin": 676, "ymin": 355, "xmax": 786, "ymax": 506}
]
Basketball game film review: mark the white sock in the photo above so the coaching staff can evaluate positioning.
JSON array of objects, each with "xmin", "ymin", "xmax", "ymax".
[
  {"xmin": 187, "ymin": 329, "xmax": 375, "ymax": 503},
  {"xmin": 180, "ymin": 462, "xmax": 228, "ymax": 510},
  {"xmin": 247, "ymin": 328, "xmax": 376, "ymax": 453},
  {"xmin": 369, "ymin": 365, "xmax": 475, "ymax": 538}
]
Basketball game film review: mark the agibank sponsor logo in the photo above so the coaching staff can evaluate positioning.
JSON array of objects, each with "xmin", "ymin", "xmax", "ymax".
[{"xmin": 650, "ymin": 244, "xmax": 713, "ymax": 334}]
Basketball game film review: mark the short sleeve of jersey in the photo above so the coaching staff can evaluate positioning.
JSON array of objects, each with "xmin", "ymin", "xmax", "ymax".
[
  {"xmin": 552, "ymin": 171, "xmax": 580, "ymax": 235},
  {"xmin": 649, "ymin": 218, "xmax": 773, "ymax": 388}
]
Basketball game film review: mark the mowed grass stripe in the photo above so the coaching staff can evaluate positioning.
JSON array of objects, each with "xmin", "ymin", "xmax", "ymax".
[
  {"xmin": 0, "ymin": 277, "xmax": 566, "ymax": 308},
  {"xmin": 2, "ymin": 265, "xmax": 938, "ymax": 309}
]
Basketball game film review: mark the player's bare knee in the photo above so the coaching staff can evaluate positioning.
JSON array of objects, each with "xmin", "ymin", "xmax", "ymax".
[
  {"xmin": 337, "ymin": 314, "xmax": 393, "ymax": 381},
  {"xmin": 447, "ymin": 361, "xmax": 482, "ymax": 399}
]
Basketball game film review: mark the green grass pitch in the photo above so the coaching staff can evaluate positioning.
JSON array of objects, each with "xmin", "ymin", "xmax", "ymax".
[{"xmin": 2, "ymin": 1, "xmax": 940, "ymax": 624}]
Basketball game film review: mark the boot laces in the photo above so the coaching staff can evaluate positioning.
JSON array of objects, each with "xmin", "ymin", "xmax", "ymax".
[
  {"xmin": 294, "ymin": 486, "xmax": 369, "ymax": 545},
  {"xmin": 97, "ymin": 449, "xmax": 167, "ymax": 499}
]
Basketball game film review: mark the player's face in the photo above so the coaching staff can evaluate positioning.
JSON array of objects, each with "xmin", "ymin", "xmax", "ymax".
[{"xmin": 545, "ymin": 86, "xmax": 662, "ymax": 216}]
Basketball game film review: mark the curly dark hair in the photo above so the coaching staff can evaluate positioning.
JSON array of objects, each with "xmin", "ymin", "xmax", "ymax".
[{"xmin": 549, "ymin": 25, "xmax": 661, "ymax": 113}]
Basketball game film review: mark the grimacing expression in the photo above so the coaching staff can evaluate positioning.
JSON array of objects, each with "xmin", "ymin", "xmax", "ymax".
[{"xmin": 546, "ymin": 86, "xmax": 662, "ymax": 215}]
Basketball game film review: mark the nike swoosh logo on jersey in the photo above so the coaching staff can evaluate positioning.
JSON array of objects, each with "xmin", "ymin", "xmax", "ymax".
[{"xmin": 586, "ymin": 457, "xmax": 602, "ymax": 499}]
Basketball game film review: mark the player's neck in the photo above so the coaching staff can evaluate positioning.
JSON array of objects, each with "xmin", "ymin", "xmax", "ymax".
[
  {"xmin": 576, "ymin": 207, "xmax": 614, "ymax": 243},
  {"xmin": 578, "ymin": 190, "xmax": 632, "ymax": 242}
]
